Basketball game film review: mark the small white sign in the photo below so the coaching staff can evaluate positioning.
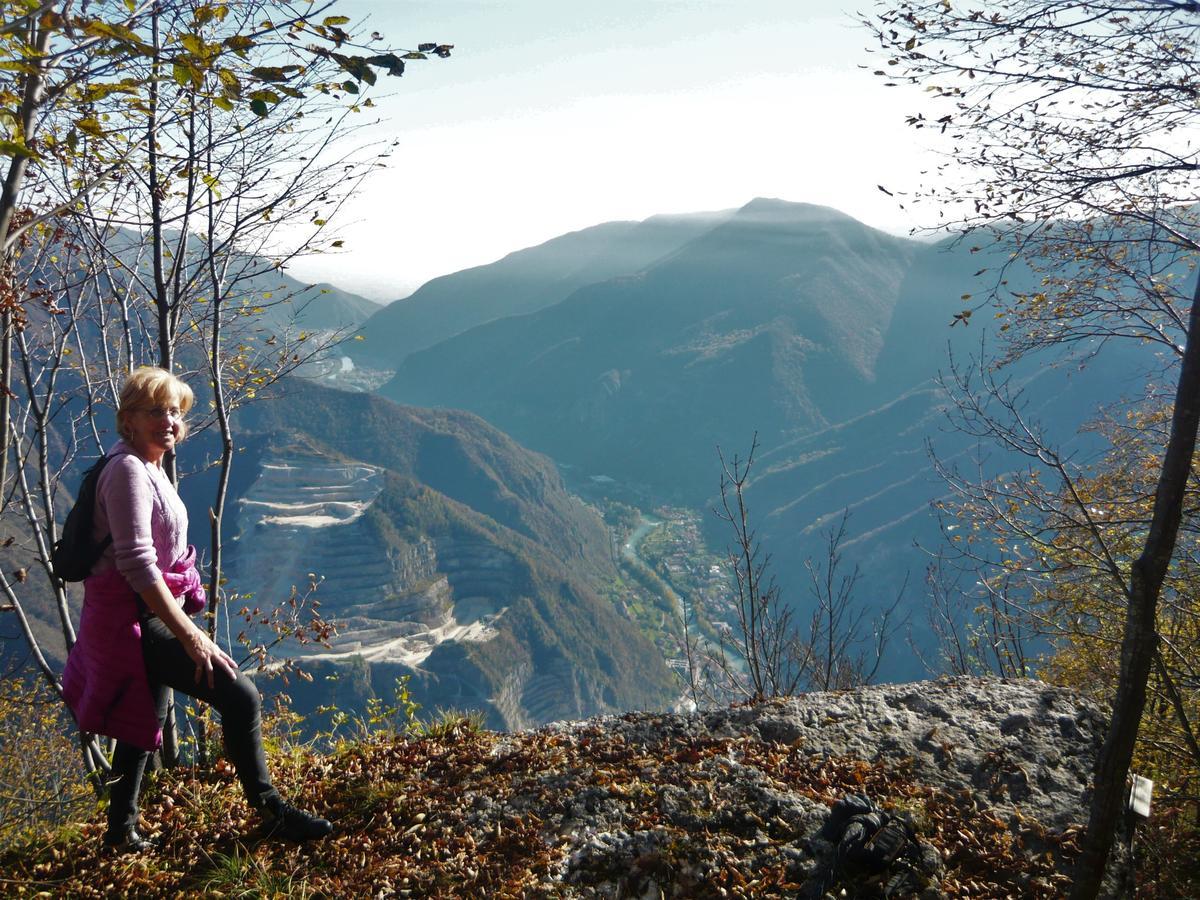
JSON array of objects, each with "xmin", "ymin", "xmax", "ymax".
[{"xmin": 1129, "ymin": 774, "xmax": 1153, "ymax": 819}]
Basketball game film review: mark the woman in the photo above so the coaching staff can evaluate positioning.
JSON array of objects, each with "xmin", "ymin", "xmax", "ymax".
[{"xmin": 62, "ymin": 367, "xmax": 331, "ymax": 851}]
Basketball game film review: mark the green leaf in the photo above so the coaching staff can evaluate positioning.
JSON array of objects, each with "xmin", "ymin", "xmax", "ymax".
[
  {"xmin": 212, "ymin": 95, "xmax": 234, "ymax": 111},
  {"xmin": 180, "ymin": 33, "xmax": 205, "ymax": 57},
  {"xmin": 402, "ymin": 51, "xmax": 427, "ymax": 60},
  {"xmin": 248, "ymin": 89, "xmax": 280, "ymax": 104},
  {"xmin": 172, "ymin": 61, "xmax": 193, "ymax": 87},
  {"xmin": 341, "ymin": 80, "xmax": 358, "ymax": 94},
  {"xmin": 249, "ymin": 98, "xmax": 268, "ymax": 117},
  {"xmin": 0, "ymin": 139, "xmax": 37, "ymax": 159},
  {"xmin": 322, "ymin": 15, "xmax": 351, "ymax": 26}
]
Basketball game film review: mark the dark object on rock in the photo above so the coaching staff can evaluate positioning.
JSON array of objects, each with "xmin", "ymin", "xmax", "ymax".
[{"xmin": 805, "ymin": 795, "xmax": 942, "ymax": 899}]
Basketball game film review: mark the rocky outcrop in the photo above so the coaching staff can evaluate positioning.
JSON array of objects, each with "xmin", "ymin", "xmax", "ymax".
[
  {"xmin": 457, "ymin": 677, "xmax": 1126, "ymax": 898},
  {"xmin": 571, "ymin": 678, "xmax": 1107, "ymax": 835}
]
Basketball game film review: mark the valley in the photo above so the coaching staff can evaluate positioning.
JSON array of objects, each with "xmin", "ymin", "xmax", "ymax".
[
  {"xmin": 221, "ymin": 196, "xmax": 1158, "ymax": 717},
  {"xmin": 3, "ymin": 197, "xmax": 1160, "ymax": 729}
]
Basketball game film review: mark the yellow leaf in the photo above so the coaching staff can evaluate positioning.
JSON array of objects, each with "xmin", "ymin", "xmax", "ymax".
[
  {"xmin": 180, "ymin": 34, "xmax": 204, "ymax": 57},
  {"xmin": 224, "ymin": 35, "xmax": 254, "ymax": 53},
  {"xmin": 0, "ymin": 139, "xmax": 38, "ymax": 159},
  {"xmin": 76, "ymin": 117, "xmax": 104, "ymax": 137}
]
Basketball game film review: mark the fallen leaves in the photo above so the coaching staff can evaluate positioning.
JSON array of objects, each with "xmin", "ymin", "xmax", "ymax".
[{"xmin": 0, "ymin": 717, "xmax": 1085, "ymax": 898}]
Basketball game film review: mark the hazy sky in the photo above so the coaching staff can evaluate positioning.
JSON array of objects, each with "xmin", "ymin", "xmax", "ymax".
[{"xmin": 286, "ymin": 1, "xmax": 937, "ymax": 300}]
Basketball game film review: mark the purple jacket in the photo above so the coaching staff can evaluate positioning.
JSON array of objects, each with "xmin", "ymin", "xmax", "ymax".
[
  {"xmin": 62, "ymin": 441, "xmax": 205, "ymax": 750},
  {"xmin": 62, "ymin": 551, "xmax": 205, "ymax": 751}
]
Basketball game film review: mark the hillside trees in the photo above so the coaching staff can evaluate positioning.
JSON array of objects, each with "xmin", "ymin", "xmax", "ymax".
[
  {"xmin": 681, "ymin": 439, "xmax": 900, "ymax": 705},
  {"xmin": 1034, "ymin": 405, "xmax": 1200, "ymax": 783},
  {"xmin": 0, "ymin": 0, "xmax": 448, "ymax": 781},
  {"xmin": 866, "ymin": 1, "xmax": 1200, "ymax": 894}
]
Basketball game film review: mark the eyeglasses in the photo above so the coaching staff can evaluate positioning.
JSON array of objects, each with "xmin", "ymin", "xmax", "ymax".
[{"xmin": 138, "ymin": 406, "xmax": 184, "ymax": 421}]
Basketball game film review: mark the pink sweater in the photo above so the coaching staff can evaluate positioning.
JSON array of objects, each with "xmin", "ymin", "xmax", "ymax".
[{"xmin": 92, "ymin": 440, "xmax": 189, "ymax": 592}]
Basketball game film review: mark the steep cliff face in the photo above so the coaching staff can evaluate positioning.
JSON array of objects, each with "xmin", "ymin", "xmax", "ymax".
[{"xmin": 219, "ymin": 405, "xmax": 676, "ymax": 730}]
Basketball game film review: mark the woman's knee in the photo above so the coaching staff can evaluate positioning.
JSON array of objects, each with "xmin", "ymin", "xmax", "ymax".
[{"xmin": 214, "ymin": 673, "xmax": 262, "ymax": 726}]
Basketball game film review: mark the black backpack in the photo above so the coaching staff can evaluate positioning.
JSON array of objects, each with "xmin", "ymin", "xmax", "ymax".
[{"xmin": 51, "ymin": 456, "xmax": 114, "ymax": 582}]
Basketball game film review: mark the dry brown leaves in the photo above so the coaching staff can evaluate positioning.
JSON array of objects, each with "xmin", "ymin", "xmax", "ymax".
[{"xmin": 0, "ymin": 719, "xmax": 1082, "ymax": 898}]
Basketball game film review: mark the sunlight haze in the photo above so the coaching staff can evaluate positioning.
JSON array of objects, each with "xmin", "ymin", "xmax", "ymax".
[{"xmin": 283, "ymin": 0, "xmax": 937, "ymax": 301}]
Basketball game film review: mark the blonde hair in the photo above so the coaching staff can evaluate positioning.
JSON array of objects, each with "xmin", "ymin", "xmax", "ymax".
[{"xmin": 116, "ymin": 367, "xmax": 195, "ymax": 443}]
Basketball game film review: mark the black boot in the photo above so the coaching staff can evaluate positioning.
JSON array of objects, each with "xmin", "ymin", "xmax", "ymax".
[
  {"xmin": 257, "ymin": 791, "xmax": 333, "ymax": 841},
  {"xmin": 103, "ymin": 826, "xmax": 161, "ymax": 853}
]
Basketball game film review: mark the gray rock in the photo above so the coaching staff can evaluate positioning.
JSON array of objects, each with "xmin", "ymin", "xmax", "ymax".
[{"xmin": 527, "ymin": 677, "xmax": 1128, "ymax": 897}]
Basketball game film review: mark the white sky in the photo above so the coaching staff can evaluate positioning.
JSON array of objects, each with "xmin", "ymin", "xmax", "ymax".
[{"xmin": 284, "ymin": 0, "xmax": 939, "ymax": 301}]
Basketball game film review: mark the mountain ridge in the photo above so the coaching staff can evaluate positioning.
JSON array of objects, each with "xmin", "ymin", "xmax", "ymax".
[
  {"xmin": 379, "ymin": 197, "xmax": 923, "ymax": 498},
  {"xmin": 352, "ymin": 207, "xmax": 734, "ymax": 367}
]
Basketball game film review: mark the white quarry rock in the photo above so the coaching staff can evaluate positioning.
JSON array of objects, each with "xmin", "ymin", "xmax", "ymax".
[{"xmin": 227, "ymin": 449, "xmax": 509, "ymax": 674}]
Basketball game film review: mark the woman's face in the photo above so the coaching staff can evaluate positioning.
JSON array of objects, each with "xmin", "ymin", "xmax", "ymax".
[{"xmin": 125, "ymin": 396, "xmax": 184, "ymax": 462}]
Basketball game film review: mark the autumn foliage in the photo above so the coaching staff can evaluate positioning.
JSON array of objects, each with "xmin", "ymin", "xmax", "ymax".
[
  {"xmin": 0, "ymin": 714, "xmax": 1084, "ymax": 898},
  {"xmin": 0, "ymin": 678, "xmax": 92, "ymax": 849}
]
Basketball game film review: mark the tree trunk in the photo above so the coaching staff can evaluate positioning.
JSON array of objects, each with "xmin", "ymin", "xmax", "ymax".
[
  {"xmin": 0, "ymin": 12, "xmax": 54, "ymax": 509},
  {"xmin": 1070, "ymin": 273, "xmax": 1200, "ymax": 899}
]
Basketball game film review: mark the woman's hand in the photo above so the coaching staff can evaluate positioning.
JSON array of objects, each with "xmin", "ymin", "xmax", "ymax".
[
  {"xmin": 139, "ymin": 576, "xmax": 240, "ymax": 688},
  {"xmin": 183, "ymin": 629, "xmax": 240, "ymax": 688}
]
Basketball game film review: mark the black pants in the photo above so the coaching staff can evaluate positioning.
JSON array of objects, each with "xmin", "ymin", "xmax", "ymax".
[{"xmin": 107, "ymin": 616, "xmax": 276, "ymax": 836}]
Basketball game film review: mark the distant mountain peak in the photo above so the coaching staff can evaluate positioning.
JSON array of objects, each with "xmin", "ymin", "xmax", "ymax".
[{"xmin": 735, "ymin": 197, "xmax": 865, "ymax": 228}]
